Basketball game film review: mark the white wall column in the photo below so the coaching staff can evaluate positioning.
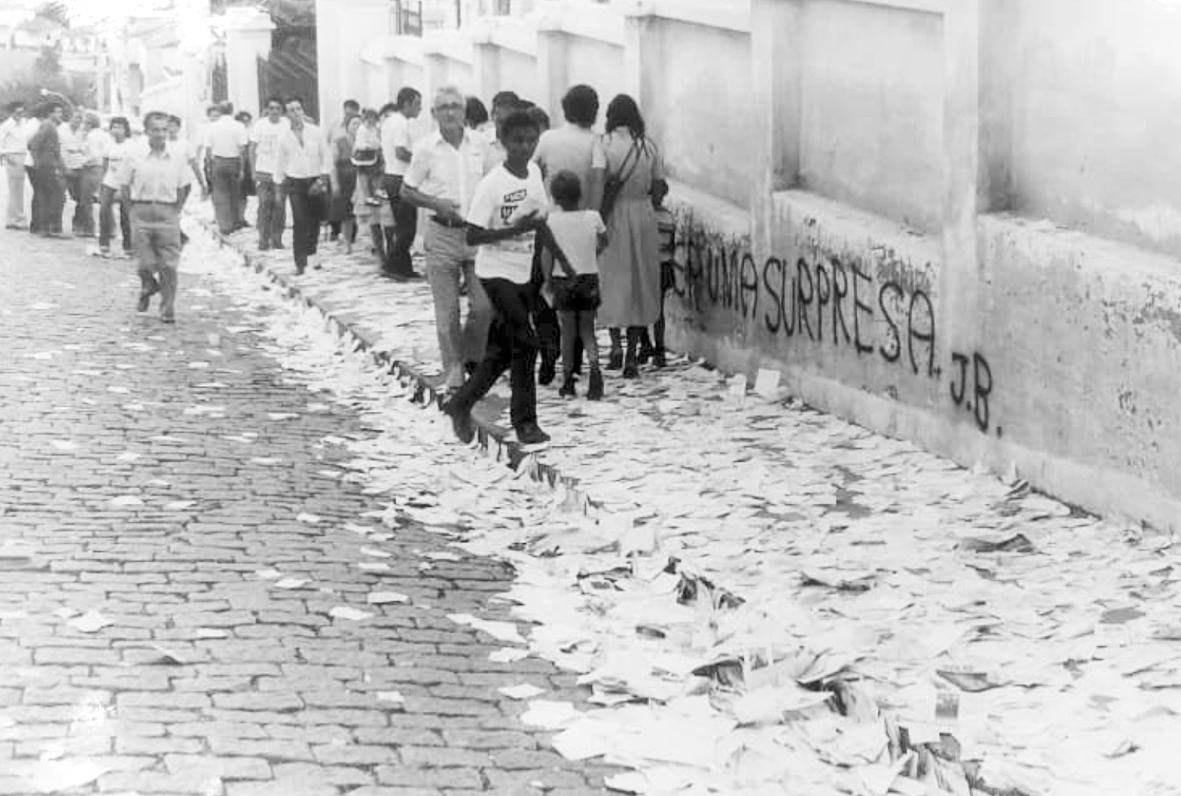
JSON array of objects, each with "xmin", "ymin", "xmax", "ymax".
[
  {"xmin": 223, "ymin": 10, "xmax": 274, "ymax": 114},
  {"xmin": 749, "ymin": 0, "xmax": 803, "ymax": 259}
]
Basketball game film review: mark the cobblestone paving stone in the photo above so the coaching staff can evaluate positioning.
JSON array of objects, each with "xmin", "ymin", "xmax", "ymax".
[{"xmin": 0, "ymin": 227, "xmax": 621, "ymax": 795}]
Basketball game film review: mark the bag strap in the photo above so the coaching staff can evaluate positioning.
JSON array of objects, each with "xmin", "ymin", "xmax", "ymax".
[
  {"xmin": 609, "ymin": 139, "xmax": 642, "ymax": 189},
  {"xmin": 540, "ymin": 221, "xmax": 578, "ymax": 279}
]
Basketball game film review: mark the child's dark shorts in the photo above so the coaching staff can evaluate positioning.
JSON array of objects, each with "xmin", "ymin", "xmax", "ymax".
[{"xmin": 551, "ymin": 274, "xmax": 601, "ymax": 312}]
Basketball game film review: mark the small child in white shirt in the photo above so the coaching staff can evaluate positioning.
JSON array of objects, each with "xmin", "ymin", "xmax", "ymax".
[
  {"xmin": 351, "ymin": 108, "xmax": 383, "ymax": 206},
  {"xmin": 542, "ymin": 170, "xmax": 608, "ymax": 400}
]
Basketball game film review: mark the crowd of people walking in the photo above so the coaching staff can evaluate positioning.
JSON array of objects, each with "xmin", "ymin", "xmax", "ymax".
[{"xmin": 0, "ymin": 81, "xmax": 672, "ymax": 447}]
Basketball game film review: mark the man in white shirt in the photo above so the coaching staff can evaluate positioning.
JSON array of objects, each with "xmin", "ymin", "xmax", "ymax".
[
  {"xmin": 206, "ymin": 100, "xmax": 249, "ymax": 234},
  {"xmin": 0, "ymin": 101, "xmax": 31, "ymax": 229},
  {"xmin": 380, "ymin": 86, "xmax": 422, "ymax": 279},
  {"xmin": 250, "ymin": 96, "xmax": 290, "ymax": 250},
  {"xmin": 401, "ymin": 85, "xmax": 494, "ymax": 389},
  {"xmin": 119, "ymin": 112, "xmax": 191, "ymax": 323},
  {"xmin": 274, "ymin": 96, "xmax": 332, "ymax": 275},
  {"xmin": 75, "ymin": 112, "xmax": 108, "ymax": 238},
  {"xmin": 98, "ymin": 116, "xmax": 132, "ymax": 257},
  {"xmin": 441, "ymin": 108, "xmax": 550, "ymax": 446}
]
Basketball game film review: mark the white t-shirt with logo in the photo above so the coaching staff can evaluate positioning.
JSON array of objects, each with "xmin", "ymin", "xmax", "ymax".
[
  {"xmin": 545, "ymin": 209, "xmax": 605, "ymax": 276},
  {"xmin": 250, "ymin": 117, "xmax": 289, "ymax": 175},
  {"xmin": 101, "ymin": 139, "xmax": 132, "ymax": 189},
  {"xmin": 466, "ymin": 162, "xmax": 548, "ymax": 284}
]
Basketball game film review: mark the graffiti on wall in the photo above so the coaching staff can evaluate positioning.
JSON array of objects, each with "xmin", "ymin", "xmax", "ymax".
[{"xmin": 658, "ymin": 214, "xmax": 1000, "ymax": 437}]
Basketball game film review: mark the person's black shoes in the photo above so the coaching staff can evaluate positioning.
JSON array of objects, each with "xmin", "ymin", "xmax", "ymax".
[
  {"xmin": 622, "ymin": 354, "xmax": 639, "ymax": 379},
  {"xmin": 516, "ymin": 422, "xmax": 550, "ymax": 446},
  {"xmin": 606, "ymin": 347, "xmax": 623, "ymax": 371},
  {"xmin": 442, "ymin": 401, "xmax": 476, "ymax": 444},
  {"xmin": 559, "ymin": 378, "xmax": 576, "ymax": 398},
  {"xmin": 587, "ymin": 369, "xmax": 604, "ymax": 401},
  {"xmin": 538, "ymin": 357, "xmax": 556, "ymax": 386},
  {"xmin": 652, "ymin": 349, "xmax": 667, "ymax": 368},
  {"xmin": 136, "ymin": 282, "xmax": 159, "ymax": 312}
]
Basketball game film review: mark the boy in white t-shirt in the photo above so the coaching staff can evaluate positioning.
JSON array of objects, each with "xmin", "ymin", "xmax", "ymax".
[
  {"xmin": 541, "ymin": 170, "xmax": 608, "ymax": 401},
  {"xmin": 98, "ymin": 116, "xmax": 132, "ymax": 257},
  {"xmin": 442, "ymin": 109, "xmax": 550, "ymax": 447}
]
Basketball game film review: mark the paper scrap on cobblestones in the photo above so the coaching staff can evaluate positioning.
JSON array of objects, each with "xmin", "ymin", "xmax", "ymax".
[
  {"xmin": 367, "ymin": 591, "xmax": 410, "ymax": 605},
  {"xmin": 273, "ymin": 578, "xmax": 308, "ymax": 590},
  {"xmin": 377, "ymin": 690, "xmax": 405, "ymax": 706},
  {"xmin": 490, "ymin": 648, "xmax": 529, "ymax": 663},
  {"xmin": 296, "ymin": 512, "xmax": 323, "ymax": 524},
  {"xmin": 67, "ymin": 611, "xmax": 112, "ymax": 633},
  {"xmin": 499, "ymin": 683, "xmax": 546, "ymax": 700},
  {"xmin": 330, "ymin": 606, "xmax": 373, "ymax": 621},
  {"xmin": 447, "ymin": 613, "xmax": 526, "ymax": 644},
  {"xmin": 16, "ymin": 760, "xmax": 111, "ymax": 793}
]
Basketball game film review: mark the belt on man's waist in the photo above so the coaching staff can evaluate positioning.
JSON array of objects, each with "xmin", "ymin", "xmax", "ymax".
[
  {"xmin": 213, "ymin": 155, "xmax": 241, "ymax": 160},
  {"xmin": 430, "ymin": 216, "xmax": 467, "ymax": 229},
  {"xmin": 131, "ymin": 200, "xmax": 178, "ymax": 206}
]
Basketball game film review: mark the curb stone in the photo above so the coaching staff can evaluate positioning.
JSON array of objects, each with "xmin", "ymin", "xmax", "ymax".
[{"xmin": 191, "ymin": 217, "xmax": 594, "ymax": 512}]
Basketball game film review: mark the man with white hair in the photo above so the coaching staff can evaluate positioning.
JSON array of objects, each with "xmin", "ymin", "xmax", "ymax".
[{"xmin": 400, "ymin": 85, "xmax": 493, "ymax": 390}]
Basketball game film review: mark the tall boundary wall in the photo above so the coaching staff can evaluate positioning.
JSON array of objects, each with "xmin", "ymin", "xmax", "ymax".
[{"xmin": 315, "ymin": 0, "xmax": 1181, "ymax": 532}]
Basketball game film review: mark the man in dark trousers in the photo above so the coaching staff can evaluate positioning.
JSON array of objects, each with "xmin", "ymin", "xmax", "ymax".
[
  {"xmin": 27, "ymin": 102, "xmax": 67, "ymax": 238},
  {"xmin": 380, "ymin": 87, "xmax": 423, "ymax": 280}
]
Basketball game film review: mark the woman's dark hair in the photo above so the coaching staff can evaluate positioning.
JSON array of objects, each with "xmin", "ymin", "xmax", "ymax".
[
  {"xmin": 464, "ymin": 96, "xmax": 488, "ymax": 128},
  {"xmin": 525, "ymin": 105, "xmax": 550, "ymax": 133},
  {"xmin": 605, "ymin": 94, "xmax": 645, "ymax": 140},
  {"xmin": 235, "ymin": 111, "xmax": 252, "ymax": 124},
  {"xmin": 491, "ymin": 90, "xmax": 520, "ymax": 112},
  {"xmin": 550, "ymin": 170, "xmax": 582, "ymax": 206},
  {"xmin": 498, "ymin": 108, "xmax": 539, "ymax": 140},
  {"xmin": 395, "ymin": 87, "xmax": 420, "ymax": 110},
  {"xmin": 561, "ymin": 85, "xmax": 599, "ymax": 127}
]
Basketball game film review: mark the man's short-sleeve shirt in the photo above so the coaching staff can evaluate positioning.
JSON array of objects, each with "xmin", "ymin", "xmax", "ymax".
[
  {"xmin": 250, "ymin": 117, "xmax": 290, "ymax": 175},
  {"xmin": 404, "ymin": 130, "xmax": 490, "ymax": 217},
  {"xmin": 381, "ymin": 112, "xmax": 412, "ymax": 176}
]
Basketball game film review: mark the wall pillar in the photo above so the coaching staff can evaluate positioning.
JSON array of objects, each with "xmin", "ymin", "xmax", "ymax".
[
  {"xmin": 318, "ymin": 0, "xmax": 390, "ymax": 125},
  {"xmin": 939, "ymin": 0, "xmax": 984, "ymax": 437},
  {"xmin": 223, "ymin": 9, "xmax": 274, "ymax": 114},
  {"xmin": 535, "ymin": 25, "xmax": 568, "ymax": 120},
  {"xmin": 749, "ymin": 0, "xmax": 803, "ymax": 260}
]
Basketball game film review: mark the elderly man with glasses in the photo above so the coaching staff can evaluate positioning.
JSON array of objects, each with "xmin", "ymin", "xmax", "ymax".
[{"xmin": 400, "ymin": 85, "xmax": 494, "ymax": 390}]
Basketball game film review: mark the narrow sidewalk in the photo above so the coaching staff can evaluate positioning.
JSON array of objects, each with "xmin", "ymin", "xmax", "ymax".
[{"xmin": 195, "ymin": 205, "xmax": 1181, "ymax": 795}]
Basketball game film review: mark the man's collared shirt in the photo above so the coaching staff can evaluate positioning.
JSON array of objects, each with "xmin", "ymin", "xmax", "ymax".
[
  {"xmin": 85, "ymin": 127, "xmax": 110, "ymax": 166},
  {"xmin": 0, "ymin": 116, "xmax": 29, "ymax": 156},
  {"xmin": 60, "ymin": 124, "xmax": 87, "ymax": 170},
  {"xmin": 381, "ymin": 112, "xmax": 412, "ymax": 176},
  {"xmin": 274, "ymin": 123, "xmax": 331, "ymax": 183},
  {"xmin": 120, "ymin": 143, "xmax": 189, "ymax": 202},
  {"xmin": 404, "ymin": 129, "xmax": 490, "ymax": 218},
  {"xmin": 206, "ymin": 115, "xmax": 248, "ymax": 158},
  {"xmin": 250, "ymin": 116, "xmax": 289, "ymax": 175}
]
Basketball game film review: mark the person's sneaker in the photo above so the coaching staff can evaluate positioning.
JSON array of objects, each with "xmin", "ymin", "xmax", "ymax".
[
  {"xmin": 442, "ymin": 402, "xmax": 475, "ymax": 444},
  {"xmin": 558, "ymin": 378, "xmax": 576, "ymax": 398},
  {"xmin": 516, "ymin": 423, "xmax": 550, "ymax": 446},
  {"xmin": 587, "ymin": 369, "xmax": 604, "ymax": 401}
]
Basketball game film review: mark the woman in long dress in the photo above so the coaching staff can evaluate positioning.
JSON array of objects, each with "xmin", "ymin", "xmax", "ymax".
[{"xmin": 595, "ymin": 94, "xmax": 666, "ymax": 378}]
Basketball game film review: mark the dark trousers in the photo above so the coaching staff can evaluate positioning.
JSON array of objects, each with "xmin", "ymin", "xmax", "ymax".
[
  {"xmin": 448, "ymin": 278, "xmax": 539, "ymax": 430},
  {"xmin": 211, "ymin": 156, "xmax": 242, "ymax": 234},
  {"xmin": 74, "ymin": 164, "xmax": 101, "ymax": 235},
  {"xmin": 255, "ymin": 173, "xmax": 285, "ymax": 247},
  {"xmin": 285, "ymin": 177, "xmax": 321, "ymax": 271},
  {"xmin": 383, "ymin": 174, "xmax": 416, "ymax": 275},
  {"xmin": 31, "ymin": 166, "xmax": 64, "ymax": 234},
  {"xmin": 98, "ymin": 185, "xmax": 131, "ymax": 251}
]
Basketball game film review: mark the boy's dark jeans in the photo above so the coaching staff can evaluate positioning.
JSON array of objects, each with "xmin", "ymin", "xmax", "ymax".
[{"xmin": 446, "ymin": 277, "xmax": 538, "ymax": 430}]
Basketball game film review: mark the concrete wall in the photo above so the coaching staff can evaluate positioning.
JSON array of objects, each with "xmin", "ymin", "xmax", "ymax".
[
  {"xmin": 798, "ymin": 0, "xmax": 943, "ymax": 232},
  {"xmin": 1003, "ymin": 0, "xmax": 1181, "ymax": 257},
  {"xmin": 636, "ymin": 16, "xmax": 751, "ymax": 209},
  {"xmin": 320, "ymin": 0, "xmax": 1181, "ymax": 529}
]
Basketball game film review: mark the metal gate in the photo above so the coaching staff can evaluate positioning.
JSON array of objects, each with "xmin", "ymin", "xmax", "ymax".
[{"xmin": 256, "ymin": 38, "xmax": 318, "ymax": 120}]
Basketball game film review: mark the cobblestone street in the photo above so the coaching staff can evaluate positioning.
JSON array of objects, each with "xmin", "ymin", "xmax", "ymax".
[{"xmin": 0, "ymin": 227, "xmax": 620, "ymax": 795}]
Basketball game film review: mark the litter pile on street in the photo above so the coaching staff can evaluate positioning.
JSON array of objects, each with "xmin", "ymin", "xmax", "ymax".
[{"xmin": 191, "ymin": 218, "xmax": 1181, "ymax": 795}]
